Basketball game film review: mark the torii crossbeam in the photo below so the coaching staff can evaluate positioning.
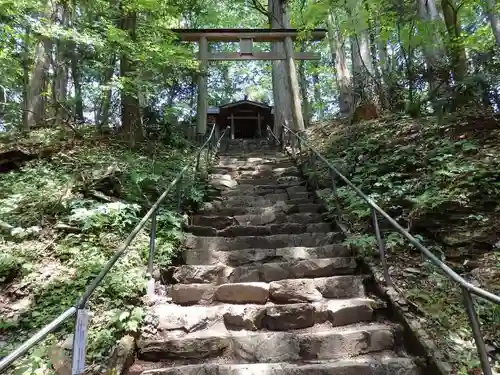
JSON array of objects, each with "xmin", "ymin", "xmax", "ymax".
[{"xmin": 172, "ymin": 28, "xmax": 327, "ymax": 137}]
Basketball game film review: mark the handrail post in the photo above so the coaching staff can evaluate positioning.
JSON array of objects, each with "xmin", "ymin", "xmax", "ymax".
[
  {"xmin": 195, "ymin": 152, "xmax": 201, "ymax": 174},
  {"xmin": 205, "ymin": 143, "xmax": 211, "ymax": 171},
  {"xmin": 462, "ymin": 288, "xmax": 493, "ymax": 375},
  {"xmin": 0, "ymin": 307, "xmax": 76, "ymax": 373},
  {"xmin": 146, "ymin": 209, "xmax": 157, "ymax": 298},
  {"xmin": 329, "ymin": 169, "xmax": 343, "ymax": 220},
  {"xmin": 280, "ymin": 128, "xmax": 285, "ymax": 151},
  {"xmin": 71, "ymin": 308, "xmax": 90, "ymax": 375},
  {"xmin": 177, "ymin": 176, "xmax": 183, "ymax": 212},
  {"xmin": 297, "ymin": 136, "xmax": 302, "ymax": 162},
  {"xmin": 311, "ymin": 153, "xmax": 319, "ymax": 189},
  {"xmin": 371, "ymin": 208, "xmax": 393, "ymax": 287}
]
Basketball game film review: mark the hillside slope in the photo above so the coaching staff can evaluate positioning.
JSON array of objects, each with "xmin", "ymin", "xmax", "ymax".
[
  {"xmin": 0, "ymin": 128, "xmax": 209, "ymax": 374},
  {"xmin": 304, "ymin": 112, "xmax": 500, "ymax": 374}
]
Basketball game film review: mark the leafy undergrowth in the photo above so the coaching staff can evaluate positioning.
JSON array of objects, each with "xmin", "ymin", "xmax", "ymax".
[
  {"xmin": 304, "ymin": 111, "xmax": 500, "ymax": 374},
  {"xmin": 0, "ymin": 127, "xmax": 210, "ymax": 374}
]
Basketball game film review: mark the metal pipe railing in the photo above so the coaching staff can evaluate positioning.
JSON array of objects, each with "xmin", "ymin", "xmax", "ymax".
[
  {"xmin": 269, "ymin": 123, "xmax": 500, "ymax": 375},
  {"xmin": 0, "ymin": 124, "xmax": 228, "ymax": 375}
]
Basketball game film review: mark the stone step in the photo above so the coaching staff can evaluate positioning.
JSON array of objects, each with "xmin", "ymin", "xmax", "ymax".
[
  {"xmin": 198, "ymin": 203, "xmax": 324, "ymax": 216},
  {"xmin": 217, "ymin": 161, "xmax": 294, "ymax": 169},
  {"xmin": 184, "ymin": 232, "xmax": 342, "ymax": 252},
  {"xmin": 202, "ymin": 197, "xmax": 313, "ymax": 209},
  {"xmin": 146, "ymin": 298, "xmax": 378, "ymax": 334},
  {"xmin": 128, "ymin": 354, "xmax": 421, "ymax": 375},
  {"xmin": 214, "ymin": 161, "xmax": 296, "ymax": 171},
  {"xmin": 217, "ymin": 191, "xmax": 309, "ymax": 201},
  {"xmin": 218, "ymin": 153, "xmax": 284, "ymax": 158},
  {"xmin": 215, "ymin": 167, "xmax": 300, "ymax": 179},
  {"xmin": 235, "ymin": 176, "xmax": 302, "ymax": 186},
  {"xmin": 137, "ymin": 323, "xmax": 396, "ymax": 362},
  {"xmin": 167, "ymin": 275, "xmax": 366, "ymax": 305},
  {"xmin": 211, "ymin": 182, "xmax": 306, "ymax": 195},
  {"xmin": 220, "ymin": 184, "xmax": 307, "ymax": 197},
  {"xmin": 219, "ymin": 223, "xmax": 330, "ymax": 236},
  {"xmin": 190, "ymin": 212, "xmax": 325, "ymax": 230},
  {"xmin": 186, "ymin": 223, "xmax": 332, "ymax": 237},
  {"xmin": 182, "ymin": 244, "xmax": 351, "ymax": 266},
  {"xmin": 207, "ymin": 191, "xmax": 311, "ymax": 203},
  {"xmin": 167, "ymin": 257, "xmax": 356, "ymax": 284},
  {"xmin": 217, "ymin": 157, "xmax": 290, "ymax": 164}
]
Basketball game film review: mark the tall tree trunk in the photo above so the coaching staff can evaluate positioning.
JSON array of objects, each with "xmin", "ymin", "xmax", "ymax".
[
  {"xmin": 485, "ymin": 0, "xmax": 500, "ymax": 45},
  {"xmin": 268, "ymin": 0, "xmax": 293, "ymax": 138},
  {"xmin": 347, "ymin": 0, "xmax": 376, "ymax": 106},
  {"xmin": 119, "ymin": 8, "xmax": 141, "ymax": 145},
  {"xmin": 441, "ymin": 0, "xmax": 469, "ymax": 110},
  {"xmin": 351, "ymin": 28, "xmax": 374, "ymax": 105},
  {"xmin": 312, "ymin": 70, "xmax": 324, "ymax": 119},
  {"xmin": 417, "ymin": 0, "xmax": 443, "ymax": 83},
  {"xmin": 53, "ymin": 2, "xmax": 69, "ymax": 124},
  {"xmin": 25, "ymin": 0, "xmax": 53, "ymax": 129},
  {"xmin": 368, "ymin": 16, "xmax": 390, "ymax": 109},
  {"xmin": 26, "ymin": 38, "xmax": 51, "ymax": 128},
  {"xmin": 326, "ymin": 11, "xmax": 352, "ymax": 115},
  {"xmin": 69, "ymin": 5, "xmax": 84, "ymax": 123},
  {"xmin": 297, "ymin": 48, "xmax": 310, "ymax": 127},
  {"xmin": 71, "ymin": 49, "xmax": 84, "ymax": 123},
  {"xmin": 22, "ymin": 28, "xmax": 30, "ymax": 131},
  {"xmin": 417, "ymin": 0, "xmax": 449, "ymax": 112},
  {"xmin": 97, "ymin": 55, "xmax": 116, "ymax": 129},
  {"xmin": 441, "ymin": 0, "xmax": 467, "ymax": 82}
]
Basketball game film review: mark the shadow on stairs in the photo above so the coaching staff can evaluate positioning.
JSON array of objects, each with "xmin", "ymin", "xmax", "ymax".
[{"xmin": 126, "ymin": 140, "xmax": 425, "ymax": 375}]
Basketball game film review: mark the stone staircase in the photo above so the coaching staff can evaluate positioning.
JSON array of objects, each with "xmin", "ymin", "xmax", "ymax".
[{"xmin": 127, "ymin": 140, "xmax": 422, "ymax": 375}]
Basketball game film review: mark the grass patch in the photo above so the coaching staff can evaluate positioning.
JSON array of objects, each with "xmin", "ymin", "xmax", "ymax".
[
  {"xmin": 0, "ymin": 127, "xmax": 211, "ymax": 374},
  {"xmin": 304, "ymin": 111, "xmax": 500, "ymax": 374}
]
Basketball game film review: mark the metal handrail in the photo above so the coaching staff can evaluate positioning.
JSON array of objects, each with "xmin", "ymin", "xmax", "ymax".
[
  {"xmin": 0, "ymin": 124, "xmax": 228, "ymax": 374},
  {"xmin": 269, "ymin": 123, "xmax": 500, "ymax": 375}
]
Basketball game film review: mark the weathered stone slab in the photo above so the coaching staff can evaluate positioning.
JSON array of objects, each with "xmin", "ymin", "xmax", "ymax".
[
  {"xmin": 223, "ymin": 305, "xmax": 266, "ymax": 331},
  {"xmin": 168, "ymin": 284, "xmax": 216, "ymax": 306},
  {"xmin": 184, "ymin": 232, "xmax": 342, "ymax": 251},
  {"xmin": 135, "ymin": 356, "xmax": 421, "ymax": 375},
  {"xmin": 262, "ymin": 304, "xmax": 315, "ymax": 330},
  {"xmin": 189, "ymin": 216, "xmax": 236, "ymax": 230},
  {"xmin": 269, "ymin": 279, "xmax": 323, "ymax": 303},
  {"xmin": 170, "ymin": 264, "xmax": 233, "ymax": 284},
  {"xmin": 215, "ymin": 282, "xmax": 269, "ymax": 304},
  {"xmin": 231, "ymin": 212, "xmax": 321, "ymax": 226},
  {"xmin": 314, "ymin": 276, "xmax": 366, "ymax": 298},
  {"xmin": 200, "ymin": 244, "xmax": 350, "ymax": 267},
  {"xmin": 152, "ymin": 304, "xmax": 224, "ymax": 333},
  {"xmin": 170, "ymin": 258, "xmax": 356, "ymax": 284}
]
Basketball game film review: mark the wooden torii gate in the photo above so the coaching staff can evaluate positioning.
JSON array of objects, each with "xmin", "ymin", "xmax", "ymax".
[{"xmin": 172, "ymin": 28, "xmax": 327, "ymax": 137}]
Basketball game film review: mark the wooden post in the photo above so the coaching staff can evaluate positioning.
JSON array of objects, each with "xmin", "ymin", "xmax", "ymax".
[
  {"xmin": 230, "ymin": 112, "xmax": 235, "ymax": 139},
  {"xmin": 284, "ymin": 36, "xmax": 305, "ymax": 131},
  {"xmin": 257, "ymin": 112, "xmax": 261, "ymax": 137},
  {"xmin": 196, "ymin": 36, "xmax": 208, "ymax": 135},
  {"xmin": 215, "ymin": 123, "xmax": 220, "ymax": 140}
]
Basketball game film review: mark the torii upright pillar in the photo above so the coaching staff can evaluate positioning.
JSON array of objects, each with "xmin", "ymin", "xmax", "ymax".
[
  {"xmin": 284, "ymin": 36, "xmax": 305, "ymax": 132},
  {"xmin": 196, "ymin": 36, "xmax": 209, "ymax": 137},
  {"xmin": 173, "ymin": 29, "xmax": 327, "ymax": 137}
]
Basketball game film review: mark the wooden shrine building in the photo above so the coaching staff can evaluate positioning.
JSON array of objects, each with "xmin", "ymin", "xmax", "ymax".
[
  {"xmin": 172, "ymin": 28, "xmax": 326, "ymax": 138},
  {"xmin": 207, "ymin": 97, "xmax": 273, "ymax": 139}
]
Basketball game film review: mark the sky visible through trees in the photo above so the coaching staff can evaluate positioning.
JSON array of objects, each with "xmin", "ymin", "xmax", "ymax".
[{"xmin": 1, "ymin": 0, "xmax": 499, "ymax": 137}]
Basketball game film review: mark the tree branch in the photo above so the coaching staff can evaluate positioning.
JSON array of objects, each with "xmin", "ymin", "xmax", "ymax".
[{"xmin": 249, "ymin": 0, "xmax": 270, "ymax": 18}]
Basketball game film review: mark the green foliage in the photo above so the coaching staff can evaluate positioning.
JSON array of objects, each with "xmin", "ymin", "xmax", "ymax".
[
  {"xmin": 305, "ymin": 114, "xmax": 500, "ymax": 373},
  {"xmin": 67, "ymin": 201, "xmax": 141, "ymax": 233},
  {"xmin": 0, "ymin": 253, "xmax": 22, "ymax": 282},
  {"xmin": 343, "ymin": 234, "xmax": 376, "ymax": 256},
  {"xmin": 0, "ymin": 128, "xmax": 213, "ymax": 374}
]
